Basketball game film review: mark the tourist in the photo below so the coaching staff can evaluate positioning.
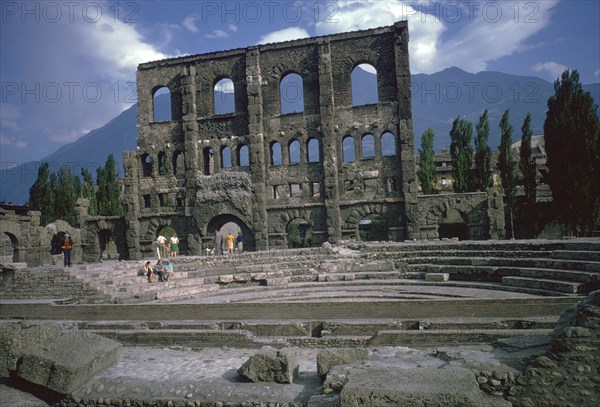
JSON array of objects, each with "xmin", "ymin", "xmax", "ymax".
[
  {"xmin": 144, "ymin": 261, "xmax": 154, "ymax": 283},
  {"xmin": 163, "ymin": 258, "xmax": 174, "ymax": 281},
  {"xmin": 151, "ymin": 239, "xmax": 161, "ymax": 259},
  {"xmin": 153, "ymin": 259, "xmax": 165, "ymax": 282},
  {"xmin": 170, "ymin": 234, "xmax": 179, "ymax": 257},
  {"xmin": 226, "ymin": 232, "xmax": 235, "ymax": 254},
  {"xmin": 214, "ymin": 228, "xmax": 223, "ymax": 255},
  {"xmin": 236, "ymin": 231, "xmax": 244, "ymax": 253},
  {"xmin": 61, "ymin": 233, "xmax": 73, "ymax": 267},
  {"xmin": 156, "ymin": 235, "xmax": 168, "ymax": 258}
]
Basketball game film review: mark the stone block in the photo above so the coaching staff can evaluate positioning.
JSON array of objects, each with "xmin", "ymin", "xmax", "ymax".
[
  {"xmin": 218, "ymin": 275, "xmax": 234, "ymax": 283},
  {"xmin": 340, "ymin": 366, "xmax": 488, "ymax": 407},
  {"xmin": 237, "ymin": 346, "xmax": 299, "ymax": 383},
  {"xmin": 16, "ymin": 331, "xmax": 122, "ymax": 394},
  {"xmin": 317, "ymin": 347, "xmax": 369, "ymax": 380},
  {"xmin": 265, "ymin": 277, "xmax": 288, "ymax": 286},
  {"xmin": 425, "ymin": 273, "xmax": 450, "ymax": 282}
]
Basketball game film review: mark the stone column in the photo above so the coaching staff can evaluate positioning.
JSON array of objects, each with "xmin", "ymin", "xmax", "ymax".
[
  {"xmin": 123, "ymin": 151, "xmax": 141, "ymax": 259},
  {"xmin": 318, "ymin": 39, "xmax": 342, "ymax": 243},
  {"xmin": 393, "ymin": 22, "xmax": 419, "ymax": 240},
  {"xmin": 181, "ymin": 65, "xmax": 199, "ymax": 217},
  {"xmin": 245, "ymin": 47, "xmax": 269, "ymax": 250}
]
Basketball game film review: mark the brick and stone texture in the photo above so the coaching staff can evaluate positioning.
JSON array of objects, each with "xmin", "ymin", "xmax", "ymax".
[{"xmin": 122, "ymin": 21, "xmax": 501, "ymax": 258}]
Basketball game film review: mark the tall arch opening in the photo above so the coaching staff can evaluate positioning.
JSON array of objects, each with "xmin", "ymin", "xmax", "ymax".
[
  {"xmin": 361, "ymin": 134, "xmax": 375, "ymax": 159},
  {"xmin": 203, "ymin": 147, "xmax": 214, "ymax": 175},
  {"xmin": 359, "ymin": 215, "xmax": 388, "ymax": 241},
  {"xmin": 1, "ymin": 232, "xmax": 18, "ymax": 262},
  {"xmin": 288, "ymin": 139, "xmax": 300, "ymax": 164},
  {"xmin": 307, "ymin": 138, "xmax": 320, "ymax": 163},
  {"xmin": 221, "ymin": 146, "xmax": 232, "ymax": 169},
  {"xmin": 152, "ymin": 86, "xmax": 172, "ymax": 122},
  {"xmin": 286, "ymin": 219, "xmax": 312, "ymax": 248},
  {"xmin": 141, "ymin": 153, "xmax": 153, "ymax": 177},
  {"xmin": 214, "ymin": 78, "xmax": 235, "ymax": 114},
  {"xmin": 381, "ymin": 132, "xmax": 397, "ymax": 157},
  {"xmin": 438, "ymin": 208, "xmax": 469, "ymax": 240},
  {"xmin": 238, "ymin": 144, "xmax": 250, "ymax": 167},
  {"xmin": 342, "ymin": 136, "xmax": 355, "ymax": 163},
  {"xmin": 271, "ymin": 142, "xmax": 282, "ymax": 166},
  {"xmin": 351, "ymin": 64, "xmax": 378, "ymax": 106},
  {"xmin": 280, "ymin": 73, "xmax": 304, "ymax": 114}
]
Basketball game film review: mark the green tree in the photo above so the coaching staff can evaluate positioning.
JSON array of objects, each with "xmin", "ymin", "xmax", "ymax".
[
  {"xmin": 417, "ymin": 128, "xmax": 436, "ymax": 194},
  {"xmin": 28, "ymin": 162, "xmax": 54, "ymax": 225},
  {"xmin": 54, "ymin": 166, "xmax": 77, "ymax": 225},
  {"xmin": 519, "ymin": 112, "xmax": 537, "ymax": 237},
  {"xmin": 81, "ymin": 168, "xmax": 98, "ymax": 216},
  {"xmin": 544, "ymin": 69, "xmax": 600, "ymax": 236},
  {"xmin": 449, "ymin": 116, "xmax": 474, "ymax": 193},
  {"xmin": 474, "ymin": 110, "xmax": 492, "ymax": 191},
  {"xmin": 96, "ymin": 154, "xmax": 123, "ymax": 216},
  {"xmin": 498, "ymin": 110, "xmax": 518, "ymax": 238}
]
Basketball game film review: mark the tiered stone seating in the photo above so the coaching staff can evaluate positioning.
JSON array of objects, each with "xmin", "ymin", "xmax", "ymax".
[{"xmin": 62, "ymin": 239, "xmax": 600, "ymax": 304}]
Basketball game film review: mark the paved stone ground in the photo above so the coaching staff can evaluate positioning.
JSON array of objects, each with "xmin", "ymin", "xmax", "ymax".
[{"xmin": 1, "ymin": 338, "xmax": 550, "ymax": 406}]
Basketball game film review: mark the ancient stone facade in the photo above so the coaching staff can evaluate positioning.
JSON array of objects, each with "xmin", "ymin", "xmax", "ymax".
[{"xmin": 123, "ymin": 22, "xmax": 418, "ymax": 258}]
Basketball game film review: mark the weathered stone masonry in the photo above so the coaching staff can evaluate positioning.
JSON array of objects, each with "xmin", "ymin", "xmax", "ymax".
[{"xmin": 122, "ymin": 22, "xmax": 417, "ymax": 258}]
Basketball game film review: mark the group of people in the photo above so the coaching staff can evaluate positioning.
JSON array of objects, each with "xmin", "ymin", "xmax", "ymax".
[
  {"xmin": 214, "ymin": 229, "xmax": 243, "ymax": 255},
  {"xmin": 144, "ymin": 258, "xmax": 174, "ymax": 283},
  {"xmin": 152, "ymin": 234, "xmax": 179, "ymax": 259}
]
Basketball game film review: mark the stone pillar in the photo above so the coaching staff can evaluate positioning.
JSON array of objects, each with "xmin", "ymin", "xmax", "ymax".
[
  {"xmin": 245, "ymin": 47, "xmax": 269, "ymax": 250},
  {"xmin": 123, "ymin": 151, "xmax": 141, "ymax": 259},
  {"xmin": 318, "ymin": 39, "xmax": 342, "ymax": 243},
  {"xmin": 181, "ymin": 65, "xmax": 199, "ymax": 216},
  {"xmin": 74, "ymin": 198, "xmax": 90, "ymax": 227},
  {"xmin": 393, "ymin": 22, "xmax": 419, "ymax": 240},
  {"xmin": 487, "ymin": 189, "xmax": 506, "ymax": 239}
]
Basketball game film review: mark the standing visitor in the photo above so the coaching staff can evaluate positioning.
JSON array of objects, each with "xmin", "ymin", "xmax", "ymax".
[
  {"xmin": 226, "ymin": 231, "xmax": 235, "ymax": 254},
  {"xmin": 61, "ymin": 233, "xmax": 73, "ymax": 267},
  {"xmin": 236, "ymin": 231, "xmax": 244, "ymax": 253},
  {"xmin": 156, "ymin": 235, "xmax": 168, "ymax": 258},
  {"xmin": 214, "ymin": 228, "xmax": 223, "ymax": 255},
  {"xmin": 170, "ymin": 234, "xmax": 179, "ymax": 257}
]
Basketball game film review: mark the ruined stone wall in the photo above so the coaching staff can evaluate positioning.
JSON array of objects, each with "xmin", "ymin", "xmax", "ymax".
[{"xmin": 124, "ymin": 22, "xmax": 420, "ymax": 257}]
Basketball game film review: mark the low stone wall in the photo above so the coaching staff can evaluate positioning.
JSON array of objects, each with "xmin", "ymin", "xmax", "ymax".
[{"xmin": 0, "ymin": 267, "xmax": 110, "ymax": 303}]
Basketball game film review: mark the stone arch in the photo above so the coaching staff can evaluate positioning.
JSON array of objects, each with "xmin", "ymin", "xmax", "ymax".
[
  {"xmin": 1, "ymin": 232, "xmax": 19, "ymax": 263},
  {"xmin": 205, "ymin": 214, "xmax": 254, "ymax": 252},
  {"xmin": 238, "ymin": 144, "xmax": 250, "ymax": 167},
  {"xmin": 351, "ymin": 62, "xmax": 378, "ymax": 106},
  {"xmin": 44, "ymin": 220, "xmax": 79, "ymax": 263},
  {"xmin": 342, "ymin": 135, "xmax": 356, "ymax": 163},
  {"xmin": 141, "ymin": 153, "xmax": 153, "ymax": 177},
  {"xmin": 420, "ymin": 196, "xmax": 485, "ymax": 240},
  {"xmin": 342, "ymin": 204, "xmax": 389, "ymax": 240},
  {"xmin": 288, "ymin": 139, "xmax": 300, "ymax": 164},
  {"xmin": 172, "ymin": 150, "xmax": 184, "ymax": 175},
  {"xmin": 214, "ymin": 77, "xmax": 235, "ymax": 114},
  {"xmin": 279, "ymin": 210, "xmax": 315, "ymax": 248},
  {"xmin": 221, "ymin": 145, "xmax": 233, "ymax": 168},
  {"xmin": 152, "ymin": 85, "xmax": 172, "ymax": 123},
  {"xmin": 270, "ymin": 141, "xmax": 282, "ymax": 166},
  {"xmin": 361, "ymin": 133, "xmax": 375, "ymax": 159},
  {"xmin": 158, "ymin": 151, "xmax": 169, "ymax": 175},
  {"xmin": 381, "ymin": 131, "xmax": 397, "ymax": 157},
  {"xmin": 280, "ymin": 72, "xmax": 304, "ymax": 114}
]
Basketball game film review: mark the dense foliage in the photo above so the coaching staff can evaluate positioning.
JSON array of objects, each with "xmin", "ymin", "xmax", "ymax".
[{"xmin": 417, "ymin": 128, "xmax": 436, "ymax": 195}]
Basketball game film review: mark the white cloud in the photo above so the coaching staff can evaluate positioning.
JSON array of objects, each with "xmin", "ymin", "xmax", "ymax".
[
  {"xmin": 314, "ymin": 0, "xmax": 559, "ymax": 74},
  {"xmin": 183, "ymin": 15, "xmax": 199, "ymax": 33},
  {"xmin": 206, "ymin": 29, "xmax": 230, "ymax": 39},
  {"xmin": 81, "ymin": 19, "xmax": 169, "ymax": 80},
  {"xmin": 258, "ymin": 27, "xmax": 310, "ymax": 44},
  {"xmin": 532, "ymin": 61, "xmax": 569, "ymax": 80},
  {"xmin": 228, "ymin": 24, "xmax": 238, "ymax": 33},
  {"xmin": 595, "ymin": 69, "xmax": 600, "ymax": 79},
  {"xmin": 0, "ymin": 133, "xmax": 28, "ymax": 148}
]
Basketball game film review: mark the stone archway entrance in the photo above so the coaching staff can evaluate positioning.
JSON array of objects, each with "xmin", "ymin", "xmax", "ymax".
[
  {"xmin": 286, "ymin": 219, "xmax": 312, "ymax": 248},
  {"xmin": 359, "ymin": 215, "xmax": 389, "ymax": 241},
  {"xmin": 1, "ymin": 232, "xmax": 18, "ymax": 262},
  {"xmin": 438, "ymin": 208, "xmax": 469, "ymax": 240},
  {"xmin": 206, "ymin": 215, "xmax": 254, "ymax": 253}
]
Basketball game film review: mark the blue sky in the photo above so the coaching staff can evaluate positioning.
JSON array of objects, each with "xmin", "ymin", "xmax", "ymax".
[{"xmin": 1, "ymin": 0, "xmax": 599, "ymax": 167}]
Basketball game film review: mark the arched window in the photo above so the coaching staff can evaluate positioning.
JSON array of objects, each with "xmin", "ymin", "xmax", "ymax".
[
  {"xmin": 361, "ymin": 134, "xmax": 375, "ymax": 159},
  {"xmin": 351, "ymin": 64, "xmax": 378, "ymax": 106},
  {"xmin": 141, "ymin": 153, "xmax": 153, "ymax": 177},
  {"xmin": 381, "ymin": 132, "xmax": 397, "ymax": 157},
  {"xmin": 307, "ymin": 138, "xmax": 320, "ymax": 163},
  {"xmin": 289, "ymin": 139, "xmax": 300, "ymax": 164},
  {"xmin": 221, "ymin": 146, "xmax": 232, "ymax": 168},
  {"xmin": 280, "ymin": 73, "xmax": 304, "ymax": 114},
  {"xmin": 203, "ymin": 147, "xmax": 214, "ymax": 175},
  {"xmin": 214, "ymin": 78, "xmax": 235, "ymax": 114},
  {"xmin": 271, "ymin": 142, "xmax": 282, "ymax": 166},
  {"xmin": 342, "ymin": 136, "xmax": 355, "ymax": 163},
  {"xmin": 152, "ymin": 86, "xmax": 172, "ymax": 122},
  {"xmin": 238, "ymin": 144, "xmax": 250, "ymax": 167},
  {"xmin": 172, "ymin": 150, "xmax": 184, "ymax": 175},
  {"xmin": 158, "ymin": 152, "xmax": 168, "ymax": 175}
]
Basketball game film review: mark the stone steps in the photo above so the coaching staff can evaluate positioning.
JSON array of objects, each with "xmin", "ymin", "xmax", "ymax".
[
  {"xmin": 551, "ymin": 250, "xmax": 600, "ymax": 261},
  {"xmin": 502, "ymin": 276, "xmax": 583, "ymax": 294},
  {"xmin": 398, "ymin": 256, "xmax": 600, "ymax": 272},
  {"xmin": 370, "ymin": 328, "xmax": 553, "ymax": 346}
]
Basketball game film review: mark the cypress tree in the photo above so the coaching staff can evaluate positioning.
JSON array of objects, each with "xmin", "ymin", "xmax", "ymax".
[
  {"xmin": 544, "ymin": 69, "xmax": 600, "ymax": 236},
  {"xmin": 449, "ymin": 116, "xmax": 474, "ymax": 193},
  {"xmin": 474, "ymin": 110, "xmax": 492, "ymax": 191},
  {"xmin": 418, "ymin": 128, "xmax": 436, "ymax": 194},
  {"xmin": 498, "ymin": 110, "xmax": 518, "ymax": 238}
]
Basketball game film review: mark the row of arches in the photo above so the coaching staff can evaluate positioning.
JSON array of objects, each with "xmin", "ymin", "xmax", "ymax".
[
  {"xmin": 140, "ymin": 131, "xmax": 398, "ymax": 177},
  {"xmin": 151, "ymin": 64, "xmax": 379, "ymax": 123}
]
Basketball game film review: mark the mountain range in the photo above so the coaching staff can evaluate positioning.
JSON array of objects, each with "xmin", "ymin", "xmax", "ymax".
[{"xmin": 1, "ymin": 67, "xmax": 598, "ymax": 205}]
